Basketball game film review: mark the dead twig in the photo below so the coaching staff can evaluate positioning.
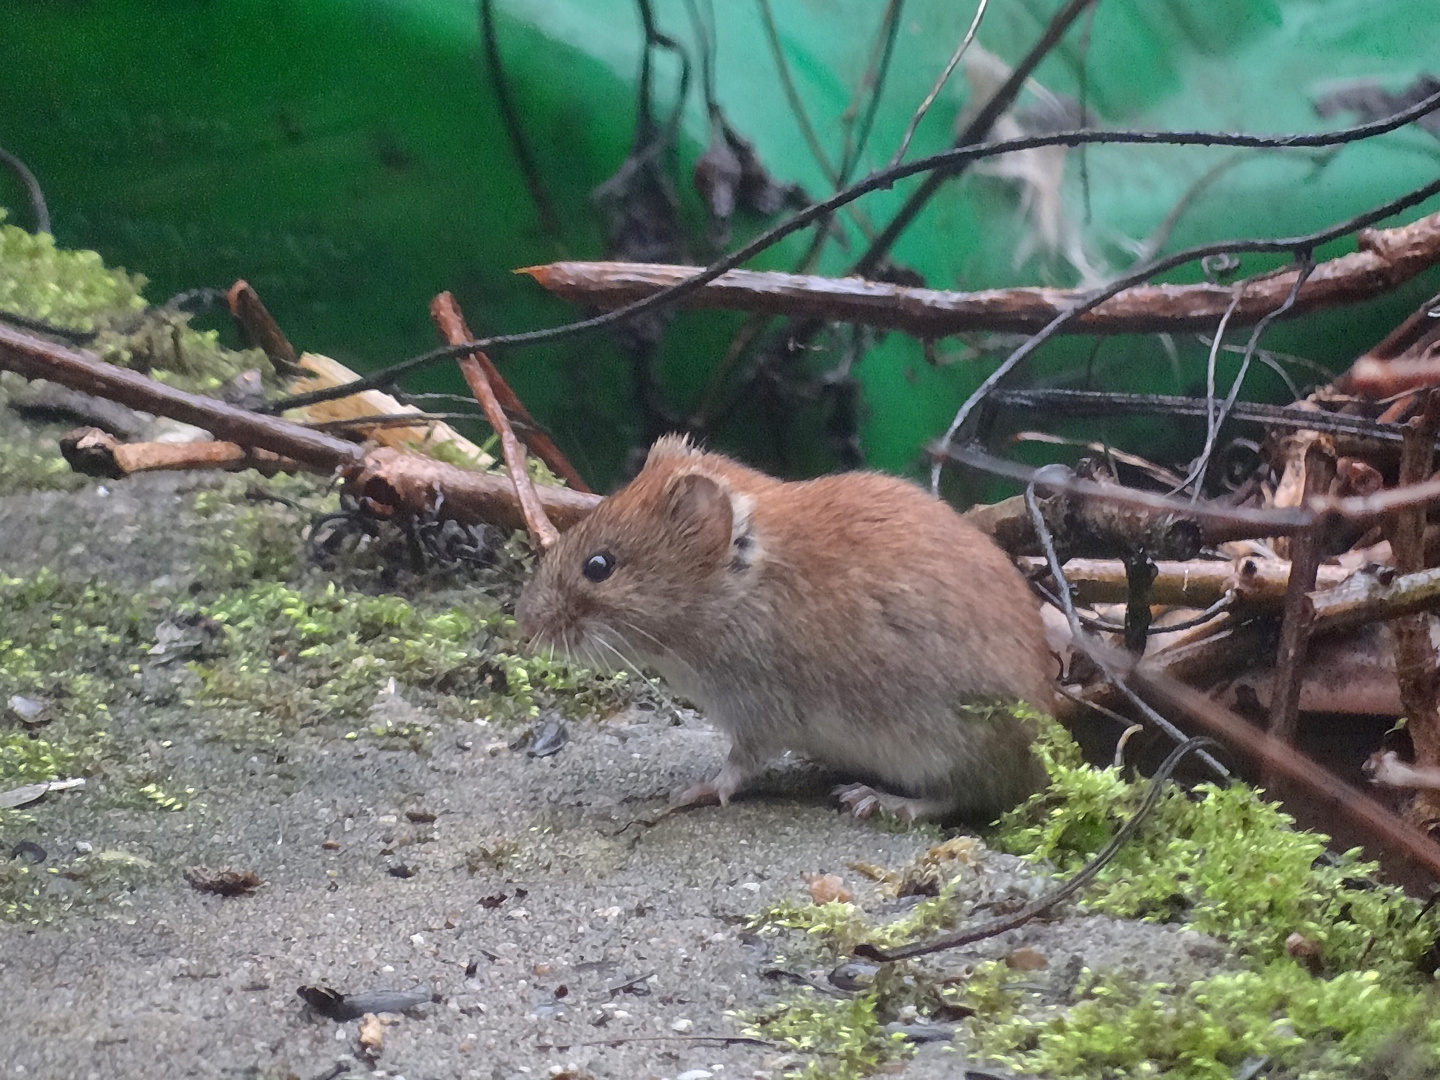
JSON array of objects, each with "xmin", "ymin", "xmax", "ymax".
[
  {"xmin": 852, "ymin": 736, "xmax": 1216, "ymax": 963},
  {"xmin": 1016, "ymin": 556, "xmax": 1353, "ymax": 610},
  {"xmin": 59, "ymin": 427, "xmax": 298, "ymax": 479},
  {"xmin": 431, "ymin": 292, "xmax": 559, "ymax": 549},
  {"xmin": 521, "ymin": 212, "xmax": 1440, "ymax": 337},
  {"xmin": 226, "ymin": 280, "xmax": 301, "ymax": 374},
  {"xmin": 1308, "ymin": 564, "xmax": 1440, "ymax": 632},
  {"xmin": 1127, "ymin": 661, "xmax": 1440, "ymax": 883},
  {"xmin": 429, "ymin": 295, "xmax": 587, "ymax": 490},
  {"xmin": 1267, "ymin": 437, "xmax": 1337, "ymax": 777},
  {"xmin": 0, "ymin": 322, "xmax": 362, "ymax": 472},
  {"xmin": 0, "ymin": 142, "xmax": 50, "ymax": 235},
  {"xmin": 1383, "ymin": 389, "xmax": 1440, "ymax": 829},
  {"xmin": 1335, "ymin": 289, "xmax": 1440, "ymax": 398},
  {"xmin": 949, "ymin": 442, "xmax": 1440, "ymax": 543}
]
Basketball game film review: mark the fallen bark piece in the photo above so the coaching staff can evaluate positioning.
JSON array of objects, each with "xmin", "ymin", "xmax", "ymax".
[
  {"xmin": 1365, "ymin": 751, "xmax": 1440, "ymax": 792},
  {"xmin": 296, "ymin": 986, "xmax": 430, "ymax": 1022},
  {"xmin": 287, "ymin": 351, "xmax": 494, "ymax": 466},
  {"xmin": 183, "ymin": 866, "xmax": 262, "ymax": 896},
  {"xmin": 0, "ymin": 777, "xmax": 85, "ymax": 810}
]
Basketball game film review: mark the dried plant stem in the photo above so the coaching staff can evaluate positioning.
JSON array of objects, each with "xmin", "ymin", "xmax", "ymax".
[{"xmin": 431, "ymin": 293, "xmax": 559, "ymax": 550}]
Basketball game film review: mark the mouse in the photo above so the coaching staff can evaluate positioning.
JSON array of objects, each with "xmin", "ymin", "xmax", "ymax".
[{"xmin": 515, "ymin": 434, "xmax": 1054, "ymax": 822}]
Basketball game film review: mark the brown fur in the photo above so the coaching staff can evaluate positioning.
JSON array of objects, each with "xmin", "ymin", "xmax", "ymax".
[{"xmin": 515, "ymin": 435, "xmax": 1053, "ymax": 820}]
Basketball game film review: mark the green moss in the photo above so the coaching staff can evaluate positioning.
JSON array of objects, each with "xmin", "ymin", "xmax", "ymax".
[
  {"xmin": 961, "ymin": 959, "xmax": 1440, "ymax": 1080},
  {"xmin": 0, "ymin": 569, "xmax": 147, "ymax": 787},
  {"xmin": 0, "ymin": 213, "xmax": 145, "ymax": 331},
  {"xmin": 994, "ymin": 722, "xmax": 1438, "ymax": 975},
  {"xmin": 190, "ymin": 577, "xmax": 629, "ymax": 745},
  {"xmin": 742, "ymin": 994, "xmax": 909, "ymax": 1080}
]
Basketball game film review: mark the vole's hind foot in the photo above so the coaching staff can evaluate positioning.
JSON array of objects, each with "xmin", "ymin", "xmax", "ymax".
[
  {"xmin": 832, "ymin": 783, "xmax": 948, "ymax": 823},
  {"xmin": 669, "ymin": 780, "xmax": 723, "ymax": 811}
]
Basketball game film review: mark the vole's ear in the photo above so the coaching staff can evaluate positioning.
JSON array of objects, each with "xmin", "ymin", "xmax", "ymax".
[{"xmin": 665, "ymin": 471, "xmax": 733, "ymax": 557}]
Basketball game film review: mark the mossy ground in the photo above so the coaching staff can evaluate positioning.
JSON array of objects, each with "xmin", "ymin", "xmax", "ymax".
[
  {"xmin": 742, "ymin": 717, "xmax": 1440, "ymax": 1080},
  {"xmin": 0, "ymin": 226, "xmax": 641, "ymax": 923}
]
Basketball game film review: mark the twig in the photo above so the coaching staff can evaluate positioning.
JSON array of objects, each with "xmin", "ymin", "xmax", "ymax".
[
  {"xmin": 756, "ymin": 0, "xmax": 837, "ymax": 186},
  {"xmin": 429, "ymin": 304, "xmax": 587, "ymax": 490},
  {"xmin": 0, "ymin": 142, "xmax": 50, "ymax": 234},
  {"xmin": 0, "ymin": 322, "xmax": 362, "ymax": 471},
  {"xmin": 949, "ymin": 440, "xmax": 1440, "ymax": 539},
  {"xmin": 854, "ymin": 0, "xmax": 1099, "ymax": 277},
  {"xmin": 1266, "ymin": 438, "xmax": 1336, "ymax": 767},
  {"xmin": 989, "ymin": 388, "xmax": 1416, "ymax": 447},
  {"xmin": 1365, "ymin": 752, "xmax": 1440, "ymax": 793},
  {"xmin": 1024, "ymin": 482, "xmax": 1230, "ymax": 778},
  {"xmin": 430, "ymin": 293, "xmax": 559, "ymax": 549},
  {"xmin": 1383, "ymin": 390, "xmax": 1440, "ymax": 828},
  {"xmin": 1126, "ymin": 661, "xmax": 1440, "ymax": 883},
  {"xmin": 258, "ymin": 91, "xmax": 1440, "ymax": 416},
  {"xmin": 837, "ymin": 0, "xmax": 904, "ymax": 187},
  {"xmin": 225, "ymin": 280, "xmax": 301, "ymax": 373},
  {"xmin": 1308, "ymin": 565, "xmax": 1440, "ymax": 632},
  {"xmin": 1190, "ymin": 258, "xmax": 1316, "ymax": 496},
  {"xmin": 888, "ymin": 0, "xmax": 991, "ymax": 166},
  {"xmin": 521, "ymin": 211, "xmax": 1440, "ymax": 335},
  {"xmin": 478, "ymin": 0, "xmax": 566, "ymax": 252},
  {"xmin": 59, "ymin": 427, "xmax": 298, "ymax": 479},
  {"xmin": 1016, "ymin": 556, "xmax": 1353, "ymax": 609}
]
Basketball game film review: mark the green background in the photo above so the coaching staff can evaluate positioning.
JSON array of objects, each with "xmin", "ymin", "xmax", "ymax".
[{"xmin": 2, "ymin": 0, "xmax": 1437, "ymax": 490}]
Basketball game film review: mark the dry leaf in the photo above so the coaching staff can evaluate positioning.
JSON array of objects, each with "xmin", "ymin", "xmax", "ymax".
[{"xmin": 804, "ymin": 873, "xmax": 853, "ymax": 904}]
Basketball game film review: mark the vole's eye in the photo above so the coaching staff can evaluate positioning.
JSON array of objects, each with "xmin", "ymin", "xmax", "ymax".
[{"xmin": 582, "ymin": 551, "xmax": 616, "ymax": 583}]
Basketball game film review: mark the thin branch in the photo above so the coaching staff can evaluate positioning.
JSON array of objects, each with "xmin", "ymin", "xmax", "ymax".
[
  {"xmin": 1023, "ymin": 483, "xmax": 1229, "ymax": 777},
  {"xmin": 1016, "ymin": 556, "xmax": 1353, "ymax": 610},
  {"xmin": 431, "ymin": 293, "xmax": 559, "ymax": 549},
  {"xmin": 838, "ymin": 0, "xmax": 904, "ymax": 186},
  {"xmin": 756, "ymin": 0, "xmax": 837, "ymax": 185},
  {"xmin": 854, "ymin": 0, "xmax": 1099, "ymax": 277},
  {"xmin": 0, "ymin": 142, "xmax": 50, "ymax": 234},
  {"xmin": 944, "ymin": 441, "xmax": 1440, "ymax": 540},
  {"xmin": 60, "ymin": 427, "xmax": 298, "ymax": 479},
  {"xmin": 521, "ymin": 210, "xmax": 1440, "ymax": 335},
  {"xmin": 478, "ymin": 0, "xmax": 566, "ymax": 252},
  {"xmin": 259, "ymin": 89, "xmax": 1440, "ymax": 416},
  {"xmin": 854, "ymin": 735, "xmax": 1219, "ymax": 963},
  {"xmin": 888, "ymin": 0, "xmax": 990, "ymax": 166},
  {"xmin": 226, "ymin": 279, "xmax": 301, "ymax": 374},
  {"xmin": 1266, "ymin": 440, "xmax": 1335, "ymax": 767},
  {"xmin": 1190, "ymin": 258, "xmax": 1315, "ymax": 496}
]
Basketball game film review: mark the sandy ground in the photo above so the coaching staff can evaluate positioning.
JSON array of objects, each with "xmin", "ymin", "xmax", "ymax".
[{"xmin": 0, "ymin": 462, "xmax": 1226, "ymax": 1080}]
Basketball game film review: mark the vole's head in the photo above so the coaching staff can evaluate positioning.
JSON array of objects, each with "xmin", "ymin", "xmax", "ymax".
[{"xmin": 515, "ymin": 435, "xmax": 758, "ymax": 670}]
